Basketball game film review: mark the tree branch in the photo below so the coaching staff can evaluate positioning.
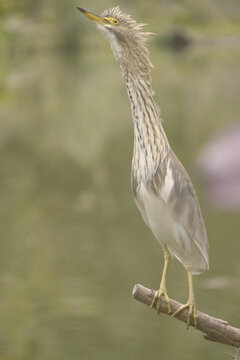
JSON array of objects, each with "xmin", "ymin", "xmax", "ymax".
[{"xmin": 132, "ymin": 283, "xmax": 240, "ymax": 348}]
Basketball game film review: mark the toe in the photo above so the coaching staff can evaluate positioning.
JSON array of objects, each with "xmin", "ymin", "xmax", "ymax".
[
  {"xmin": 150, "ymin": 289, "xmax": 172, "ymax": 314},
  {"xmin": 164, "ymin": 293, "xmax": 172, "ymax": 314},
  {"xmin": 150, "ymin": 290, "xmax": 161, "ymax": 309},
  {"xmin": 172, "ymin": 304, "xmax": 188, "ymax": 318},
  {"xmin": 186, "ymin": 304, "xmax": 197, "ymax": 329}
]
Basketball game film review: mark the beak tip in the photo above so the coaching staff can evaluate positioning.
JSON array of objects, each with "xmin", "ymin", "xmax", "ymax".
[
  {"xmin": 75, "ymin": 7, "xmax": 105, "ymax": 25},
  {"xmin": 76, "ymin": 6, "xmax": 86, "ymax": 13}
]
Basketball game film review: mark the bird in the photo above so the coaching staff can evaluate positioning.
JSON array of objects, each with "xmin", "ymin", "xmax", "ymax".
[{"xmin": 77, "ymin": 6, "xmax": 209, "ymax": 328}]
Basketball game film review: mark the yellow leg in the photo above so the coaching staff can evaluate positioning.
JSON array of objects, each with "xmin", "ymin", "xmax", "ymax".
[
  {"xmin": 150, "ymin": 251, "xmax": 172, "ymax": 314},
  {"xmin": 172, "ymin": 264, "xmax": 197, "ymax": 329}
]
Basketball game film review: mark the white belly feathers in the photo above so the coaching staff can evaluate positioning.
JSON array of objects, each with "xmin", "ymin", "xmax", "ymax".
[{"xmin": 135, "ymin": 178, "xmax": 207, "ymax": 274}]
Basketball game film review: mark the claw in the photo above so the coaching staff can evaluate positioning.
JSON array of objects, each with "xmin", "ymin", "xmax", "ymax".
[
  {"xmin": 172, "ymin": 301, "xmax": 198, "ymax": 329},
  {"xmin": 150, "ymin": 288, "xmax": 172, "ymax": 314}
]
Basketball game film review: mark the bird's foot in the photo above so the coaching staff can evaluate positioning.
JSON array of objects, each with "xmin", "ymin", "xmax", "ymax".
[
  {"xmin": 172, "ymin": 300, "xmax": 197, "ymax": 329},
  {"xmin": 150, "ymin": 287, "xmax": 172, "ymax": 314}
]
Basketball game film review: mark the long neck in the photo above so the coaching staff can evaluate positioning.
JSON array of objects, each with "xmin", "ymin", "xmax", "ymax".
[{"xmin": 122, "ymin": 68, "xmax": 170, "ymax": 182}]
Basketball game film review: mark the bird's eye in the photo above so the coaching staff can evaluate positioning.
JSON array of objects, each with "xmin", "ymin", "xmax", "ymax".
[{"xmin": 104, "ymin": 16, "xmax": 119, "ymax": 26}]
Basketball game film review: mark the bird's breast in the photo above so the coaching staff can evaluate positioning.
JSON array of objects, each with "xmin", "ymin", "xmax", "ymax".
[
  {"xmin": 132, "ymin": 146, "xmax": 156, "ymax": 185},
  {"xmin": 134, "ymin": 180, "xmax": 176, "ymax": 246}
]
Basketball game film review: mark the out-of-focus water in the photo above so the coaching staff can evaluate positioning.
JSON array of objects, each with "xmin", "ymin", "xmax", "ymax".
[{"xmin": 0, "ymin": 1, "xmax": 240, "ymax": 359}]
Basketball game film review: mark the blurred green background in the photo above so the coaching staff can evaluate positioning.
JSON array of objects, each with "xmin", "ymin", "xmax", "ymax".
[{"xmin": 0, "ymin": 0, "xmax": 240, "ymax": 359}]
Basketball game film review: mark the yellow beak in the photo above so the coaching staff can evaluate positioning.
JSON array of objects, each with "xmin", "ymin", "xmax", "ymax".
[{"xmin": 76, "ymin": 7, "xmax": 110, "ymax": 26}]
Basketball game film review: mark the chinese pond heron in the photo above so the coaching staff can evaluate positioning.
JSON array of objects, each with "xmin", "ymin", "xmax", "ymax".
[{"xmin": 77, "ymin": 6, "xmax": 209, "ymax": 328}]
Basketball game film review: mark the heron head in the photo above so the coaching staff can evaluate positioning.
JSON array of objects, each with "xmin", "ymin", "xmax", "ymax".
[
  {"xmin": 76, "ymin": 6, "xmax": 153, "ymax": 69},
  {"xmin": 76, "ymin": 7, "xmax": 121, "ymax": 28}
]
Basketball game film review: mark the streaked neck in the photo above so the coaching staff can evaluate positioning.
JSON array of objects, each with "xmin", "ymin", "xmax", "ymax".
[{"xmin": 123, "ymin": 69, "xmax": 170, "ymax": 181}]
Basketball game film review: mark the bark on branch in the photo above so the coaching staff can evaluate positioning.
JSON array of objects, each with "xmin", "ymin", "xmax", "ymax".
[{"xmin": 132, "ymin": 283, "xmax": 240, "ymax": 348}]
